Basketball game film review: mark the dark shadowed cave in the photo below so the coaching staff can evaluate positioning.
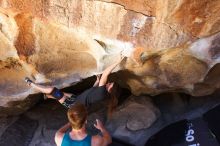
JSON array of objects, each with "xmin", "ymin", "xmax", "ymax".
[{"xmin": 0, "ymin": 76, "xmax": 220, "ymax": 146}]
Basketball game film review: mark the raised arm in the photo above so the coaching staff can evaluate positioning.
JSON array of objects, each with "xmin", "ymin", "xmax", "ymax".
[
  {"xmin": 55, "ymin": 123, "xmax": 71, "ymax": 146},
  {"xmin": 93, "ymin": 75, "xmax": 101, "ymax": 87},
  {"xmin": 99, "ymin": 57, "xmax": 124, "ymax": 87}
]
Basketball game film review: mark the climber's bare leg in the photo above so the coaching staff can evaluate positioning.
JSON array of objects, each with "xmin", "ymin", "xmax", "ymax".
[
  {"xmin": 44, "ymin": 94, "xmax": 55, "ymax": 99},
  {"xmin": 30, "ymin": 83, "xmax": 54, "ymax": 94},
  {"xmin": 64, "ymin": 93, "xmax": 73, "ymax": 97},
  {"xmin": 25, "ymin": 77, "xmax": 76, "ymax": 106},
  {"xmin": 25, "ymin": 77, "xmax": 66, "ymax": 101},
  {"xmin": 44, "ymin": 92, "xmax": 74, "ymax": 104}
]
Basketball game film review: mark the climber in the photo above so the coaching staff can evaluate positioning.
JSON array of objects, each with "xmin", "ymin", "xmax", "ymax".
[
  {"xmin": 25, "ymin": 57, "xmax": 124, "ymax": 112},
  {"xmin": 55, "ymin": 102, "xmax": 112, "ymax": 146}
]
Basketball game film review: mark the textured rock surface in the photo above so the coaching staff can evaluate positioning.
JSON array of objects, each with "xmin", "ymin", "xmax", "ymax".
[
  {"xmin": 0, "ymin": 0, "xmax": 220, "ymax": 114},
  {"xmin": 1, "ymin": 91, "xmax": 220, "ymax": 146}
]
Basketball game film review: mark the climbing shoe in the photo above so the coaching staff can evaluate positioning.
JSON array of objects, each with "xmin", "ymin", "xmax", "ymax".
[{"xmin": 25, "ymin": 77, "xmax": 33, "ymax": 86}]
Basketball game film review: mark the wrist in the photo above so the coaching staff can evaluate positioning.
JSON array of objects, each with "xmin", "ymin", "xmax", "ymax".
[{"xmin": 99, "ymin": 127, "xmax": 107, "ymax": 133}]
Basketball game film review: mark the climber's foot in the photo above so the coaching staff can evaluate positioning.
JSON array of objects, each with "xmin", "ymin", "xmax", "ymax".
[{"xmin": 25, "ymin": 77, "xmax": 33, "ymax": 86}]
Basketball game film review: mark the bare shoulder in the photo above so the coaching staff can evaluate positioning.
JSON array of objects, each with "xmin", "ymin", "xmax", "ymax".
[
  {"xmin": 92, "ymin": 135, "xmax": 103, "ymax": 146},
  {"xmin": 55, "ymin": 132, "xmax": 65, "ymax": 146}
]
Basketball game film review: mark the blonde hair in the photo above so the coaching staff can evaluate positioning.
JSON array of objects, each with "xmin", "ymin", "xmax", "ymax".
[{"xmin": 67, "ymin": 103, "xmax": 87, "ymax": 130}]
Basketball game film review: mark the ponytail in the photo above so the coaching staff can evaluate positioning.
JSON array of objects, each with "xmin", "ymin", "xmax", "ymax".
[{"xmin": 107, "ymin": 83, "xmax": 120, "ymax": 118}]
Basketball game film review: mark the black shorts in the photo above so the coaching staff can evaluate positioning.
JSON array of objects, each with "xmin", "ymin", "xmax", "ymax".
[
  {"xmin": 62, "ymin": 95, "xmax": 77, "ymax": 109},
  {"xmin": 62, "ymin": 86, "xmax": 109, "ymax": 108}
]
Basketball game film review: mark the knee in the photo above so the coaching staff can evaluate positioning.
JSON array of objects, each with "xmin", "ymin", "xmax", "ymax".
[{"xmin": 50, "ymin": 87, "xmax": 64, "ymax": 100}]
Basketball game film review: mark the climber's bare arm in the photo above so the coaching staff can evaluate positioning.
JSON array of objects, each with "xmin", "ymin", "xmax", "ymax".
[
  {"xmin": 93, "ymin": 75, "xmax": 101, "ymax": 87},
  {"xmin": 99, "ymin": 57, "xmax": 124, "ymax": 86}
]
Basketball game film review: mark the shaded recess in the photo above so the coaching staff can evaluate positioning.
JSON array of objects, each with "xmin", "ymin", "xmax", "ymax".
[
  {"xmin": 0, "ymin": 115, "xmax": 38, "ymax": 146},
  {"xmin": 0, "ymin": 94, "xmax": 42, "ymax": 117}
]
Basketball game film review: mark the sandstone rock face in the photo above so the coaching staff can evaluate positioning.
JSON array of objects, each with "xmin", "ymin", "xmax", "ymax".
[{"xmin": 0, "ymin": 0, "xmax": 220, "ymax": 114}]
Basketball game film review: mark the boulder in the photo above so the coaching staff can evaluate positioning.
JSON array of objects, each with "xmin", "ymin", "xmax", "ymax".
[
  {"xmin": 106, "ymin": 95, "xmax": 160, "ymax": 144},
  {"xmin": 0, "ymin": 0, "xmax": 220, "ymax": 115}
]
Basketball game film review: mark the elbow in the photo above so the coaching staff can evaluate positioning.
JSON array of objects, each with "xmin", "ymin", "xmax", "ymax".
[
  {"xmin": 54, "ymin": 132, "xmax": 59, "ymax": 142},
  {"xmin": 54, "ymin": 133, "xmax": 58, "ymax": 145},
  {"xmin": 55, "ymin": 131, "xmax": 63, "ymax": 146}
]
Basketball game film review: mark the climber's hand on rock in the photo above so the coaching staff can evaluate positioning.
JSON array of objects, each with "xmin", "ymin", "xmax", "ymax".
[{"xmin": 115, "ymin": 54, "xmax": 125, "ymax": 65}]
